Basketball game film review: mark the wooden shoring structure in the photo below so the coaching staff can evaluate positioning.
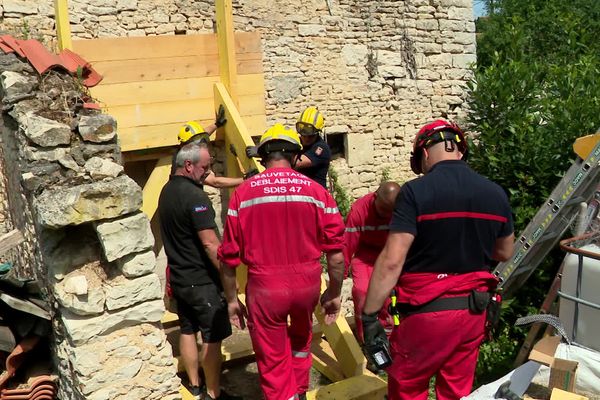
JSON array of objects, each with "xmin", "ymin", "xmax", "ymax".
[{"xmin": 54, "ymin": 0, "xmax": 385, "ymax": 398}]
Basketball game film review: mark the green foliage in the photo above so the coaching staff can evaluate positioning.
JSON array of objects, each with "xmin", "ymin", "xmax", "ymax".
[
  {"xmin": 380, "ymin": 167, "xmax": 392, "ymax": 183},
  {"xmin": 468, "ymin": 0, "xmax": 600, "ymax": 384},
  {"xmin": 329, "ymin": 167, "xmax": 351, "ymax": 218}
]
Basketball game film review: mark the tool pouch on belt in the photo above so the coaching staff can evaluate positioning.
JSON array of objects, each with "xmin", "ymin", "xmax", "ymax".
[
  {"xmin": 468, "ymin": 290, "xmax": 490, "ymax": 314},
  {"xmin": 486, "ymin": 293, "xmax": 502, "ymax": 336}
]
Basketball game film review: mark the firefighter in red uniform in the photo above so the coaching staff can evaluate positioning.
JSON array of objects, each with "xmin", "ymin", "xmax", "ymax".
[
  {"xmin": 363, "ymin": 120, "xmax": 515, "ymax": 400},
  {"xmin": 218, "ymin": 124, "xmax": 345, "ymax": 400},
  {"xmin": 345, "ymin": 181, "xmax": 401, "ymax": 343}
]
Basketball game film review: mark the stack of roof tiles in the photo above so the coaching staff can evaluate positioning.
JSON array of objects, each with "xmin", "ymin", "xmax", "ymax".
[{"xmin": 0, "ymin": 375, "xmax": 57, "ymax": 400}]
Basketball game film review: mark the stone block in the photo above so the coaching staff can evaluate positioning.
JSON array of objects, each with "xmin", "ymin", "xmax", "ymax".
[
  {"xmin": 78, "ymin": 114, "xmax": 117, "ymax": 143},
  {"xmin": 115, "ymin": 251, "xmax": 156, "ymax": 278},
  {"xmin": 95, "ymin": 213, "xmax": 153, "ymax": 262},
  {"xmin": 341, "ymin": 44, "xmax": 368, "ymax": 66},
  {"xmin": 61, "ymin": 299, "xmax": 165, "ymax": 344},
  {"xmin": 103, "ymin": 274, "xmax": 162, "ymax": 311},
  {"xmin": 298, "ymin": 24, "xmax": 326, "ymax": 36},
  {"xmin": 64, "ymin": 275, "xmax": 88, "ymax": 295},
  {"xmin": 452, "ymin": 53, "xmax": 477, "ymax": 68},
  {"xmin": 0, "ymin": 71, "xmax": 37, "ymax": 99},
  {"xmin": 19, "ymin": 112, "xmax": 71, "ymax": 147},
  {"xmin": 84, "ymin": 157, "xmax": 124, "ymax": 179},
  {"xmin": 35, "ymin": 175, "xmax": 142, "ymax": 228},
  {"xmin": 3, "ymin": 0, "xmax": 38, "ymax": 14},
  {"xmin": 346, "ymin": 134, "xmax": 373, "ymax": 168}
]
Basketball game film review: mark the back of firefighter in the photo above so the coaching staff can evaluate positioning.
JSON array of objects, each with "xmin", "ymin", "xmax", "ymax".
[
  {"xmin": 218, "ymin": 124, "xmax": 345, "ymax": 400},
  {"xmin": 362, "ymin": 120, "xmax": 514, "ymax": 400},
  {"xmin": 345, "ymin": 182, "xmax": 401, "ymax": 343}
]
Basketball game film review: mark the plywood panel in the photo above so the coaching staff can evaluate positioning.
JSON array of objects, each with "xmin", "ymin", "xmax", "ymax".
[
  {"xmin": 90, "ymin": 74, "xmax": 264, "ymax": 107},
  {"xmin": 118, "ymin": 114, "xmax": 266, "ymax": 152},
  {"xmin": 108, "ymin": 94, "xmax": 265, "ymax": 129},
  {"xmin": 91, "ymin": 53, "xmax": 262, "ymax": 85},
  {"xmin": 72, "ymin": 31, "xmax": 261, "ymax": 62}
]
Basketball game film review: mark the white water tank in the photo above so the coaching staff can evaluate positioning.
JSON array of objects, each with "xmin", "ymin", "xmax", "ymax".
[{"xmin": 560, "ymin": 243, "xmax": 600, "ymax": 351}]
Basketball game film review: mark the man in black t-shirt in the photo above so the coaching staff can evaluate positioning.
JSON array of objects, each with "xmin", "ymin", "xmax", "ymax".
[
  {"xmin": 362, "ymin": 120, "xmax": 514, "ymax": 400},
  {"xmin": 158, "ymin": 143, "xmax": 240, "ymax": 400}
]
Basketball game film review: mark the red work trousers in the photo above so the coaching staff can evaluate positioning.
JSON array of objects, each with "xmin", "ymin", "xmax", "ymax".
[
  {"xmin": 351, "ymin": 258, "xmax": 393, "ymax": 342},
  {"xmin": 245, "ymin": 264, "xmax": 321, "ymax": 400},
  {"xmin": 387, "ymin": 308, "xmax": 486, "ymax": 400}
]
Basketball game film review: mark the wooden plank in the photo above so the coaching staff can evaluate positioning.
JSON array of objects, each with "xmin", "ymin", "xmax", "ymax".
[
  {"xmin": 214, "ymin": 82, "xmax": 264, "ymax": 174},
  {"xmin": 89, "ymin": 74, "xmax": 264, "ymax": 107},
  {"xmin": 140, "ymin": 156, "xmax": 172, "ymax": 220},
  {"xmin": 306, "ymin": 374, "xmax": 387, "ymax": 400},
  {"xmin": 71, "ymin": 31, "xmax": 261, "ymax": 63},
  {"xmin": 175, "ymin": 332, "xmax": 255, "ymax": 372},
  {"xmin": 107, "ymin": 94, "xmax": 264, "ymax": 129},
  {"xmin": 216, "ymin": 0, "xmax": 239, "ymax": 104},
  {"xmin": 54, "ymin": 0, "xmax": 72, "ymax": 51},
  {"xmin": 573, "ymin": 133, "xmax": 600, "ymax": 160},
  {"xmin": 89, "ymin": 53, "xmax": 262, "ymax": 85},
  {"xmin": 118, "ymin": 114, "xmax": 265, "ymax": 152},
  {"xmin": 0, "ymin": 229, "xmax": 24, "ymax": 256},
  {"xmin": 314, "ymin": 276, "xmax": 367, "ymax": 379},
  {"xmin": 311, "ymin": 336, "xmax": 346, "ymax": 382}
]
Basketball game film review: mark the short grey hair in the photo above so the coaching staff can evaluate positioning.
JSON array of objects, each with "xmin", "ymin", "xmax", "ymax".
[{"xmin": 175, "ymin": 142, "xmax": 205, "ymax": 168}]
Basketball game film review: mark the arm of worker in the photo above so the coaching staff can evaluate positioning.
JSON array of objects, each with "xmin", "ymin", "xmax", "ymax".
[
  {"xmin": 203, "ymin": 171, "xmax": 243, "ymax": 189},
  {"xmin": 492, "ymin": 233, "xmax": 515, "ymax": 261},
  {"xmin": 202, "ymin": 105, "xmax": 228, "ymax": 136},
  {"xmin": 220, "ymin": 263, "xmax": 246, "ymax": 329},
  {"xmin": 343, "ymin": 203, "xmax": 362, "ymax": 278},
  {"xmin": 363, "ymin": 232, "xmax": 415, "ymax": 315},
  {"xmin": 197, "ymin": 228, "xmax": 222, "ymax": 272},
  {"xmin": 321, "ymin": 250, "xmax": 345, "ymax": 325},
  {"xmin": 295, "ymin": 142, "xmax": 331, "ymax": 169}
]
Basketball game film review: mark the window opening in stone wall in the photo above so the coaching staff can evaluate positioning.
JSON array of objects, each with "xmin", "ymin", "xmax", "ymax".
[{"xmin": 326, "ymin": 133, "xmax": 345, "ymax": 160}]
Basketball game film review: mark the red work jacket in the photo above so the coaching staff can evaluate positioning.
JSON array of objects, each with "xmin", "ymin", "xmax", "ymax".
[{"xmin": 218, "ymin": 167, "xmax": 345, "ymax": 273}]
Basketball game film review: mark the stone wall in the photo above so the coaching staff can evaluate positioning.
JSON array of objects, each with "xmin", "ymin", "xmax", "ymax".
[
  {"xmin": 0, "ymin": 0, "xmax": 476, "ymax": 199},
  {"xmin": 0, "ymin": 53, "xmax": 180, "ymax": 399}
]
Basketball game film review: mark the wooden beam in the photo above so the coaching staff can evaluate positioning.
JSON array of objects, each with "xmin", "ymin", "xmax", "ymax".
[
  {"xmin": 0, "ymin": 229, "xmax": 24, "ymax": 256},
  {"xmin": 573, "ymin": 133, "xmax": 600, "ymax": 160},
  {"xmin": 215, "ymin": 0, "xmax": 239, "ymax": 104},
  {"xmin": 314, "ymin": 276, "xmax": 367, "ymax": 378},
  {"xmin": 214, "ymin": 82, "xmax": 264, "ymax": 175},
  {"xmin": 54, "ymin": 0, "xmax": 72, "ymax": 51},
  {"xmin": 305, "ymin": 374, "xmax": 387, "ymax": 400},
  {"xmin": 141, "ymin": 156, "xmax": 172, "ymax": 220}
]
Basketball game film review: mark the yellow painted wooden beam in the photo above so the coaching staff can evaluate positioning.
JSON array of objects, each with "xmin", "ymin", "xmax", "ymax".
[
  {"xmin": 305, "ymin": 374, "xmax": 387, "ymax": 400},
  {"xmin": 573, "ymin": 133, "xmax": 600, "ymax": 160},
  {"xmin": 314, "ymin": 276, "xmax": 367, "ymax": 378},
  {"xmin": 215, "ymin": 0, "xmax": 239, "ymax": 105},
  {"xmin": 214, "ymin": 82, "xmax": 264, "ymax": 176},
  {"xmin": 311, "ymin": 336, "xmax": 346, "ymax": 382},
  {"xmin": 54, "ymin": 0, "xmax": 72, "ymax": 51},
  {"xmin": 141, "ymin": 156, "xmax": 172, "ymax": 220}
]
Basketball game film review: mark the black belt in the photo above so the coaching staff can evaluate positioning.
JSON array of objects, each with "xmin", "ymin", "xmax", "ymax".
[{"xmin": 394, "ymin": 295, "xmax": 471, "ymax": 316}]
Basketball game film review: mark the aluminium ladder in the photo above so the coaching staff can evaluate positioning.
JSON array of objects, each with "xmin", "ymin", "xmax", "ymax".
[{"xmin": 493, "ymin": 138, "xmax": 600, "ymax": 297}]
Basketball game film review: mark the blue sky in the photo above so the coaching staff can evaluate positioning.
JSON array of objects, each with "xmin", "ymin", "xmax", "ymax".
[{"xmin": 473, "ymin": 1, "xmax": 487, "ymax": 18}]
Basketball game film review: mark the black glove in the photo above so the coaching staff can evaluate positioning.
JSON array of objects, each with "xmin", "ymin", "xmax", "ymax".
[
  {"xmin": 246, "ymin": 145, "xmax": 259, "ymax": 158},
  {"xmin": 243, "ymin": 168, "xmax": 259, "ymax": 180},
  {"xmin": 362, "ymin": 312, "xmax": 392, "ymax": 370},
  {"xmin": 215, "ymin": 104, "xmax": 227, "ymax": 128}
]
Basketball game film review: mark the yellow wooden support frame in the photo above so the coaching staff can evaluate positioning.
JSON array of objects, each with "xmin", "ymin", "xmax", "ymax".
[
  {"xmin": 573, "ymin": 133, "xmax": 600, "ymax": 160},
  {"xmin": 54, "ymin": 0, "xmax": 72, "ymax": 51},
  {"xmin": 215, "ymin": 0, "xmax": 239, "ymax": 105},
  {"xmin": 140, "ymin": 156, "xmax": 172, "ymax": 220}
]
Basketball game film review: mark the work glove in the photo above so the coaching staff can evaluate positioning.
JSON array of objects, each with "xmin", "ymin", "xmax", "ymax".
[
  {"xmin": 243, "ymin": 168, "xmax": 259, "ymax": 180},
  {"xmin": 246, "ymin": 145, "xmax": 259, "ymax": 158},
  {"xmin": 215, "ymin": 104, "xmax": 227, "ymax": 128},
  {"xmin": 362, "ymin": 312, "xmax": 392, "ymax": 370}
]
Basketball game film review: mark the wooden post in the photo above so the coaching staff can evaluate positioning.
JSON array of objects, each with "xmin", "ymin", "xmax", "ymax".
[
  {"xmin": 54, "ymin": 0, "xmax": 73, "ymax": 51},
  {"xmin": 215, "ymin": 0, "xmax": 239, "ymax": 104},
  {"xmin": 141, "ymin": 156, "xmax": 172, "ymax": 220}
]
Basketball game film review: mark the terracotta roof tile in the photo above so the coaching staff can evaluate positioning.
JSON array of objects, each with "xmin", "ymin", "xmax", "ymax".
[{"xmin": 0, "ymin": 35, "xmax": 102, "ymax": 88}]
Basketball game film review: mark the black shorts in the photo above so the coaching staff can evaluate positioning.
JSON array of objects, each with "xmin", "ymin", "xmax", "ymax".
[{"xmin": 172, "ymin": 283, "xmax": 232, "ymax": 342}]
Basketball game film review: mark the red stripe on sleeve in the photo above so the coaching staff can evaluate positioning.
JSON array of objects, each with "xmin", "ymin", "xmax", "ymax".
[{"xmin": 417, "ymin": 211, "xmax": 508, "ymax": 223}]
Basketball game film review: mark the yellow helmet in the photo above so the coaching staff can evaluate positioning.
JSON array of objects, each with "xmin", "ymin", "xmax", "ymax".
[
  {"xmin": 178, "ymin": 121, "xmax": 209, "ymax": 144},
  {"xmin": 256, "ymin": 123, "xmax": 302, "ymax": 157},
  {"xmin": 296, "ymin": 106, "xmax": 324, "ymax": 136}
]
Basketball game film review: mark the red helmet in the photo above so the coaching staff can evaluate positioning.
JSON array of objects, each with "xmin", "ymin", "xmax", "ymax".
[{"xmin": 409, "ymin": 119, "xmax": 468, "ymax": 174}]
